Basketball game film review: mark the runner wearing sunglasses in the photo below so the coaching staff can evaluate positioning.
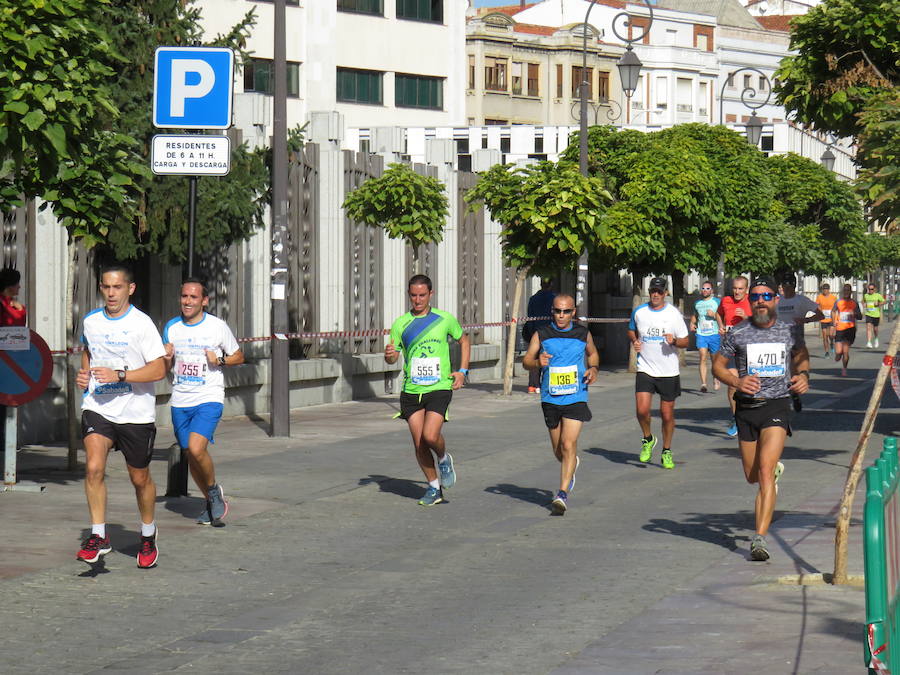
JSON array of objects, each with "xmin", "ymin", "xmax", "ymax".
[
  {"xmin": 523, "ymin": 294, "xmax": 599, "ymax": 515},
  {"xmin": 713, "ymin": 275, "xmax": 810, "ymax": 561},
  {"xmin": 627, "ymin": 277, "xmax": 689, "ymax": 470}
]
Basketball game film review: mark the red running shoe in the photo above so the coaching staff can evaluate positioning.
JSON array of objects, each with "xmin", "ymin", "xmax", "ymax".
[
  {"xmin": 137, "ymin": 531, "xmax": 159, "ymax": 569},
  {"xmin": 76, "ymin": 534, "xmax": 112, "ymax": 563}
]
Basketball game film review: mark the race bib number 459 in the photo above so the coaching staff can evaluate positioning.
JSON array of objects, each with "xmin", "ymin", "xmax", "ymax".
[{"xmin": 746, "ymin": 343, "xmax": 786, "ymax": 378}]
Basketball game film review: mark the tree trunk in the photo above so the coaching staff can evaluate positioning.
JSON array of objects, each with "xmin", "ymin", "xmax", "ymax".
[
  {"xmin": 65, "ymin": 242, "xmax": 80, "ymax": 471},
  {"xmin": 411, "ymin": 245, "xmax": 420, "ymax": 275},
  {"xmin": 832, "ymin": 319, "xmax": 900, "ymax": 584},
  {"xmin": 672, "ymin": 270, "xmax": 687, "ymax": 367},
  {"xmin": 503, "ymin": 268, "xmax": 528, "ymax": 395},
  {"xmin": 628, "ymin": 271, "xmax": 643, "ymax": 373}
]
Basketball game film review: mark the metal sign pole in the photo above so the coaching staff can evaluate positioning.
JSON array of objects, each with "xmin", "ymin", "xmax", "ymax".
[
  {"xmin": 3, "ymin": 405, "xmax": 15, "ymax": 485},
  {"xmin": 187, "ymin": 175, "xmax": 197, "ymax": 277}
]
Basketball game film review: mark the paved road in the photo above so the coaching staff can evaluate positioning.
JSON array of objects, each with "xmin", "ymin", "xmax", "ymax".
[{"xmin": 0, "ymin": 332, "xmax": 892, "ymax": 674}]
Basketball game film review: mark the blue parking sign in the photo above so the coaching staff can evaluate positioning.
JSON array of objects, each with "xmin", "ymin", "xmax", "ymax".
[{"xmin": 153, "ymin": 47, "xmax": 234, "ymax": 129}]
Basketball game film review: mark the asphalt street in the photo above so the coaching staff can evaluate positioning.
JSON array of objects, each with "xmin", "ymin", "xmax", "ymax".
[{"xmin": 0, "ymin": 327, "xmax": 893, "ymax": 674}]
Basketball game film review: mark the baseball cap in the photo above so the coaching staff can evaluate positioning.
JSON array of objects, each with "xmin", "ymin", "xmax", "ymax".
[
  {"xmin": 648, "ymin": 277, "xmax": 667, "ymax": 291},
  {"xmin": 751, "ymin": 275, "xmax": 777, "ymax": 292},
  {"xmin": 779, "ymin": 271, "xmax": 797, "ymax": 286}
]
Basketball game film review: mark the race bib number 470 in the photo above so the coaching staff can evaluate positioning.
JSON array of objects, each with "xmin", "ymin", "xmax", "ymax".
[{"xmin": 746, "ymin": 343, "xmax": 786, "ymax": 378}]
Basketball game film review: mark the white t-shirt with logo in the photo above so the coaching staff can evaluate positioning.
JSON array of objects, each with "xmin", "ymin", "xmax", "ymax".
[
  {"xmin": 81, "ymin": 306, "xmax": 166, "ymax": 424},
  {"xmin": 777, "ymin": 293, "xmax": 818, "ymax": 324},
  {"xmin": 629, "ymin": 302, "xmax": 689, "ymax": 378},
  {"xmin": 163, "ymin": 313, "xmax": 240, "ymax": 408}
]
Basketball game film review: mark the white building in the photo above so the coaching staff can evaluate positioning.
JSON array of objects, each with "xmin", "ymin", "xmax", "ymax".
[{"xmin": 193, "ymin": 0, "xmax": 469, "ymax": 146}]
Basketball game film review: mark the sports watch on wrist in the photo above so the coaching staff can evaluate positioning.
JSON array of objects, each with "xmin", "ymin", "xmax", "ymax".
[
  {"xmin": 218, "ymin": 356, "xmax": 226, "ymax": 367},
  {"xmin": 116, "ymin": 369, "xmax": 126, "ymax": 383}
]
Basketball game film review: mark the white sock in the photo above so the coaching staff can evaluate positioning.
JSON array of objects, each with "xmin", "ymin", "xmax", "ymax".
[
  {"xmin": 428, "ymin": 479, "xmax": 440, "ymax": 489},
  {"xmin": 92, "ymin": 524, "xmax": 106, "ymax": 539},
  {"xmin": 141, "ymin": 521, "xmax": 156, "ymax": 538}
]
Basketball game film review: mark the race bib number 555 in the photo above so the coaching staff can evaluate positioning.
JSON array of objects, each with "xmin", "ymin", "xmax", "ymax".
[{"xmin": 410, "ymin": 357, "xmax": 440, "ymax": 386}]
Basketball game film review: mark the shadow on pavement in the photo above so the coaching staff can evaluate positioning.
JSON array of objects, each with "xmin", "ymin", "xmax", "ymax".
[
  {"xmin": 161, "ymin": 496, "xmax": 208, "ymax": 519},
  {"xmin": 484, "ymin": 482, "xmax": 553, "ymax": 507},
  {"xmin": 358, "ymin": 474, "xmax": 423, "ymax": 500},
  {"xmin": 584, "ymin": 446, "xmax": 651, "ymax": 468},
  {"xmin": 642, "ymin": 510, "xmax": 770, "ymax": 551},
  {"xmin": 707, "ymin": 444, "xmax": 848, "ymax": 469}
]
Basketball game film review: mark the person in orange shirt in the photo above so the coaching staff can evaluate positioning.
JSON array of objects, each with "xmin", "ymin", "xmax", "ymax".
[
  {"xmin": 815, "ymin": 283, "xmax": 836, "ymax": 358},
  {"xmin": 832, "ymin": 283, "xmax": 863, "ymax": 377}
]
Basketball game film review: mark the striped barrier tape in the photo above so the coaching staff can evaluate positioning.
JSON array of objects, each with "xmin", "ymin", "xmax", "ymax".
[
  {"xmin": 867, "ymin": 623, "xmax": 890, "ymax": 675},
  {"xmin": 47, "ymin": 316, "xmax": 632, "ymax": 355}
]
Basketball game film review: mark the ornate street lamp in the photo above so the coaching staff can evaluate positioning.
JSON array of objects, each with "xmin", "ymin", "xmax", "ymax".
[
  {"xmin": 719, "ymin": 67, "xmax": 772, "ymax": 146},
  {"xmin": 820, "ymin": 146, "xmax": 836, "ymax": 171},
  {"xmin": 576, "ymin": 0, "xmax": 654, "ymax": 317}
]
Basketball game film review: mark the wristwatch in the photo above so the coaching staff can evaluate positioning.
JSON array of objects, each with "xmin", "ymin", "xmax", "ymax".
[
  {"xmin": 116, "ymin": 369, "xmax": 126, "ymax": 383},
  {"xmin": 217, "ymin": 356, "xmax": 226, "ymax": 367}
]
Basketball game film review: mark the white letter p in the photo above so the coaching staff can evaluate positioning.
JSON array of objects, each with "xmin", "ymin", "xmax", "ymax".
[{"xmin": 170, "ymin": 59, "xmax": 215, "ymax": 117}]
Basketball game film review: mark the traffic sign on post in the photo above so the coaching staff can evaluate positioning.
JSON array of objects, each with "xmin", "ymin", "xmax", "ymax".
[{"xmin": 153, "ymin": 47, "xmax": 234, "ymax": 129}]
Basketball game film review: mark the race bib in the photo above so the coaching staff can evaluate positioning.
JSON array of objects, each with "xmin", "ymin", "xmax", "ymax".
[
  {"xmin": 410, "ymin": 357, "xmax": 440, "ymax": 386},
  {"xmin": 866, "ymin": 304, "xmax": 877, "ymax": 313},
  {"xmin": 746, "ymin": 343, "xmax": 786, "ymax": 378},
  {"xmin": 698, "ymin": 319, "xmax": 717, "ymax": 335},
  {"xmin": 641, "ymin": 327, "xmax": 666, "ymax": 343},
  {"xmin": 839, "ymin": 311, "xmax": 855, "ymax": 323},
  {"xmin": 548, "ymin": 364, "xmax": 579, "ymax": 396},
  {"xmin": 91, "ymin": 358, "xmax": 132, "ymax": 396},
  {"xmin": 174, "ymin": 353, "xmax": 207, "ymax": 386}
]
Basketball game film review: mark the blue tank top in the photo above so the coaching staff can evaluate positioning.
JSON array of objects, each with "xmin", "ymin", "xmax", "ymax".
[{"xmin": 537, "ymin": 323, "xmax": 590, "ymax": 405}]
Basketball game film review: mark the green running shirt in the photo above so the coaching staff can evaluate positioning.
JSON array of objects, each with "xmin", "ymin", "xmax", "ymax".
[{"xmin": 389, "ymin": 309, "xmax": 463, "ymax": 394}]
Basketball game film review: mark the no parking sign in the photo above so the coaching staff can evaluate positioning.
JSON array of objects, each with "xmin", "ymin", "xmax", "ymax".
[{"xmin": 0, "ymin": 329, "xmax": 53, "ymax": 407}]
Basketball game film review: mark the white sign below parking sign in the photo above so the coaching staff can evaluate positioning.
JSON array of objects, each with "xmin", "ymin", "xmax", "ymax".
[{"xmin": 151, "ymin": 135, "xmax": 231, "ymax": 176}]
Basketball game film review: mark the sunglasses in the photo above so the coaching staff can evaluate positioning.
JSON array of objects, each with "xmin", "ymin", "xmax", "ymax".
[
  {"xmin": 551, "ymin": 307, "xmax": 575, "ymax": 315},
  {"xmin": 649, "ymin": 289, "xmax": 666, "ymax": 295},
  {"xmin": 701, "ymin": 287, "xmax": 713, "ymax": 291},
  {"xmin": 749, "ymin": 292, "xmax": 776, "ymax": 302}
]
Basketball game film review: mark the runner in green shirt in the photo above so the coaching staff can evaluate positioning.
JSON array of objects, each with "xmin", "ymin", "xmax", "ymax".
[
  {"xmin": 385, "ymin": 275, "xmax": 470, "ymax": 506},
  {"xmin": 864, "ymin": 282, "xmax": 886, "ymax": 349}
]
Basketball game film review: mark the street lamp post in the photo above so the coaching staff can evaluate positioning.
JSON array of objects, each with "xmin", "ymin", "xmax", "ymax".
[
  {"xmin": 718, "ymin": 67, "xmax": 772, "ymax": 147},
  {"xmin": 576, "ymin": 0, "xmax": 654, "ymax": 318}
]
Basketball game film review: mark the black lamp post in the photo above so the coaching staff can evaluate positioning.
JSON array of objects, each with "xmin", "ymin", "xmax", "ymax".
[
  {"xmin": 719, "ymin": 67, "xmax": 772, "ymax": 146},
  {"xmin": 576, "ymin": 0, "xmax": 654, "ymax": 318}
]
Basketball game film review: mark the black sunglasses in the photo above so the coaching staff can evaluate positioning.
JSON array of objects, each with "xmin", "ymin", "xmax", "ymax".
[
  {"xmin": 551, "ymin": 308, "xmax": 575, "ymax": 315},
  {"xmin": 749, "ymin": 292, "xmax": 776, "ymax": 302}
]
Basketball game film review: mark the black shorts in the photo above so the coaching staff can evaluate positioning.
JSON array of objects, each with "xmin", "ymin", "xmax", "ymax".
[
  {"xmin": 834, "ymin": 328, "xmax": 856, "ymax": 344},
  {"xmin": 398, "ymin": 389, "xmax": 452, "ymax": 421},
  {"xmin": 734, "ymin": 397, "xmax": 792, "ymax": 442},
  {"xmin": 541, "ymin": 401, "xmax": 592, "ymax": 429},
  {"xmin": 866, "ymin": 316, "xmax": 880, "ymax": 326},
  {"xmin": 635, "ymin": 372, "xmax": 681, "ymax": 401},
  {"xmin": 81, "ymin": 410, "xmax": 157, "ymax": 469}
]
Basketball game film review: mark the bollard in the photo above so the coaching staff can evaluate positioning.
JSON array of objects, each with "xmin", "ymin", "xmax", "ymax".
[{"xmin": 165, "ymin": 443, "xmax": 189, "ymax": 497}]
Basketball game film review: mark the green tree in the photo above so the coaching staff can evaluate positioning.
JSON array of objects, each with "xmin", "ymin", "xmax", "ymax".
[
  {"xmin": 466, "ymin": 160, "xmax": 611, "ymax": 394},
  {"xmin": 0, "ymin": 0, "xmax": 148, "ymax": 244},
  {"xmin": 775, "ymin": 0, "xmax": 898, "ymax": 138},
  {"xmin": 342, "ymin": 162, "xmax": 450, "ymax": 272},
  {"xmin": 89, "ymin": 0, "xmax": 268, "ymax": 263},
  {"xmin": 856, "ymin": 91, "xmax": 900, "ymax": 230}
]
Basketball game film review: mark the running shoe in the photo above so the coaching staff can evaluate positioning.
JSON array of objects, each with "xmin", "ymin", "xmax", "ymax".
[
  {"xmin": 714, "ymin": 380, "xmax": 721, "ymax": 391},
  {"xmin": 438, "ymin": 452, "xmax": 456, "ymax": 489},
  {"xmin": 749, "ymin": 534, "xmax": 770, "ymax": 561},
  {"xmin": 875, "ymin": 338, "xmax": 880, "ymax": 349},
  {"xmin": 661, "ymin": 449, "xmax": 675, "ymax": 470},
  {"xmin": 76, "ymin": 534, "xmax": 112, "ymax": 563},
  {"xmin": 700, "ymin": 384, "xmax": 708, "ymax": 393},
  {"xmin": 550, "ymin": 491, "xmax": 568, "ymax": 515},
  {"xmin": 774, "ymin": 461, "xmax": 784, "ymax": 494},
  {"xmin": 567, "ymin": 456, "xmax": 580, "ymax": 492},
  {"xmin": 137, "ymin": 531, "xmax": 159, "ymax": 569},
  {"xmin": 726, "ymin": 423, "xmax": 738, "ymax": 438},
  {"xmin": 418, "ymin": 486, "xmax": 445, "ymax": 506},
  {"xmin": 196, "ymin": 505, "xmax": 213, "ymax": 526},
  {"xmin": 867, "ymin": 341, "xmax": 873, "ymax": 349},
  {"xmin": 527, "ymin": 386, "xmax": 539, "ymax": 394},
  {"xmin": 207, "ymin": 484, "xmax": 229, "ymax": 523},
  {"xmin": 639, "ymin": 435, "xmax": 657, "ymax": 463},
  {"xmin": 841, "ymin": 367, "xmax": 848, "ymax": 377}
]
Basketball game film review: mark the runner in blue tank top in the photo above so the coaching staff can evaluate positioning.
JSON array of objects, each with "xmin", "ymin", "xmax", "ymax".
[{"xmin": 523, "ymin": 293, "xmax": 599, "ymax": 515}]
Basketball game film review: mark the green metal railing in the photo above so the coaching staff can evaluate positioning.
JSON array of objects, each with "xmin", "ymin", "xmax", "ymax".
[{"xmin": 864, "ymin": 436, "xmax": 900, "ymax": 674}]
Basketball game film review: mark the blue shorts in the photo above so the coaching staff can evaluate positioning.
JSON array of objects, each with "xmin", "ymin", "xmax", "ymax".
[
  {"xmin": 696, "ymin": 333, "xmax": 721, "ymax": 353},
  {"xmin": 171, "ymin": 402, "xmax": 224, "ymax": 448}
]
